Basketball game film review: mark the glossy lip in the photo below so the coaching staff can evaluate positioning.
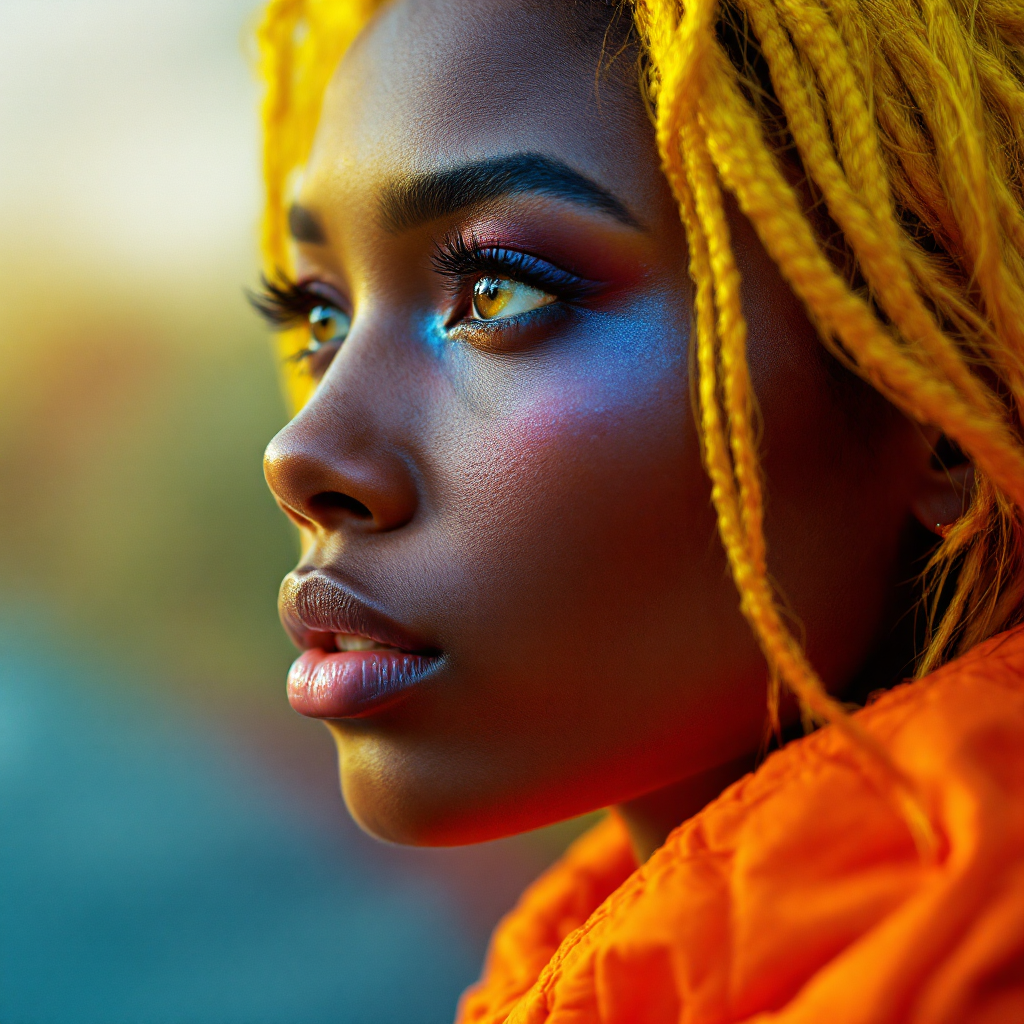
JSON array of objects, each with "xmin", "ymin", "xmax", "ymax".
[{"xmin": 279, "ymin": 570, "xmax": 442, "ymax": 719}]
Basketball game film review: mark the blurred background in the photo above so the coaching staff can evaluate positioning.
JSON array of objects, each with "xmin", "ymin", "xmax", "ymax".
[{"xmin": 0, "ymin": 3, "xmax": 590, "ymax": 1021}]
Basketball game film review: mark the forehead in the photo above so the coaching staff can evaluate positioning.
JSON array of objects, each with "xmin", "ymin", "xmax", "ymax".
[{"xmin": 304, "ymin": 0, "xmax": 657, "ymax": 213}]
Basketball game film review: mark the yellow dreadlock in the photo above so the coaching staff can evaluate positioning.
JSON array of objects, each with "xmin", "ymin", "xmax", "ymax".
[{"xmin": 257, "ymin": 0, "xmax": 1024, "ymax": 850}]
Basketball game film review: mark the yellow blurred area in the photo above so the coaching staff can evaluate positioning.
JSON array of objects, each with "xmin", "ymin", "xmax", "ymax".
[{"xmin": 0, "ymin": 0, "xmax": 297, "ymax": 703}]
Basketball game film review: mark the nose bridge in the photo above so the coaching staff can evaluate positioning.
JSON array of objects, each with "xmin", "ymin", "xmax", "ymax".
[{"xmin": 263, "ymin": 341, "xmax": 419, "ymax": 534}]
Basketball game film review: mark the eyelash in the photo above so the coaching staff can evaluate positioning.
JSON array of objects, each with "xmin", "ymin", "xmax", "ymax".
[
  {"xmin": 248, "ymin": 240, "xmax": 595, "ymax": 357},
  {"xmin": 249, "ymin": 275, "xmax": 328, "ymax": 332},
  {"xmin": 431, "ymin": 233, "xmax": 596, "ymax": 305}
]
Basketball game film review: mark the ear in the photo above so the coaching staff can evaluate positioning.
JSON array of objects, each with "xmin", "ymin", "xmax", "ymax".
[{"xmin": 910, "ymin": 430, "xmax": 975, "ymax": 538}]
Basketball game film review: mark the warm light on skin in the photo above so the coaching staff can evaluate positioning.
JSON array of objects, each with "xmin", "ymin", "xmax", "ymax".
[{"xmin": 262, "ymin": 0, "xmax": 965, "ymax": 857}]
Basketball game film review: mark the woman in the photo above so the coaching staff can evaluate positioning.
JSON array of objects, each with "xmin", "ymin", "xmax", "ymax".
[{"xmin": 253, "ymin": 0, "xmax": 1024, "ymax": 1020}]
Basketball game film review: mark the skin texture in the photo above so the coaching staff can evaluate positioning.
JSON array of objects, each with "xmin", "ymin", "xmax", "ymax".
[{"xmin": 263, "ymin": 0, "xmax": 966, "ymax": 856}]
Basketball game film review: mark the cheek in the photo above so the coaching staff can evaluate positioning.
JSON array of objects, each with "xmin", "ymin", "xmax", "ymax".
[
  {"xmin": 426, "ymin": 340, "xmax": 704, "ymax": 649},
  {"xmin": 337, "ymin": 362, "xmax": 767, "ymax": 843}
]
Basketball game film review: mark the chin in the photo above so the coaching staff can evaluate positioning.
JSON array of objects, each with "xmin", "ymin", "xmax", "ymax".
[
  {"xmin": 328, "ymin": 724, "xmax": 482, "ymax": 846},
  {"xmin": 327, "ymin": 723, "xmax": 586, "ymax": 847}
]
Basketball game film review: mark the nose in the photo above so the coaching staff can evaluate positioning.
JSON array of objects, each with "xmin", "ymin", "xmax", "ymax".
[{"xmin": 263, "ymin": 379, "xmax": 419, "ymax": 537}]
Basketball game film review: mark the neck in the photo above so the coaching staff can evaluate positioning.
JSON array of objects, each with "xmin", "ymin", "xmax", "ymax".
[{"xmin": 615, "ymin": 752, "xmax": 758, "ymax": 863}]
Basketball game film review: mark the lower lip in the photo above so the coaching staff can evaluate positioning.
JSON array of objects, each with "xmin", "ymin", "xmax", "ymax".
[{"xmin": 287, "ymin": 648, "xmax": 439, "ymax": 718}]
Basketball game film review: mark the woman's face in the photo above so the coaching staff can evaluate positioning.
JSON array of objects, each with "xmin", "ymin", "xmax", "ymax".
[{"xmin": 264, "ymin": 0, "xmax": 931, "ymax": 845}]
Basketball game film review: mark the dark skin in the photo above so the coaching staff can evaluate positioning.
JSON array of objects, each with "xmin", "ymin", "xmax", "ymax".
[{"xmin": 262, "ymin": 0, "xmax": 968, "ymax": 861}]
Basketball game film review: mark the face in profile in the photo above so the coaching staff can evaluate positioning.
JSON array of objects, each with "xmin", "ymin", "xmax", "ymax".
[{"xmin": 262, "ymin": 0, "xmax": 942, "ymax": 846}]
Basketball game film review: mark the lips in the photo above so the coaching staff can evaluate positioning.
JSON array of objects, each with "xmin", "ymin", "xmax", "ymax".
[{"xmin": 279, "ymin": 571, "xmax": 441, "ymax": 718}]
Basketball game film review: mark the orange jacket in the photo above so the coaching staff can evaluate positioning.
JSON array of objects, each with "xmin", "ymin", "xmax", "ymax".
[{"xmin": 458, "ymin": 629, "xmax": 1024, "ymax": 1024}]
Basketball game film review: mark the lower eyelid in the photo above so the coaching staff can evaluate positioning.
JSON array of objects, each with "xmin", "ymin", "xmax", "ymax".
[{"xmin": 454, "ymin": 300, "xmax": 569, "ymax": 335}]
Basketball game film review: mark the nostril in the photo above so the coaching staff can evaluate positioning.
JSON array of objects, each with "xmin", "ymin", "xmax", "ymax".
[{"xmin": 308, "ymin": 491, "xmax": 373, "ymax": 520}]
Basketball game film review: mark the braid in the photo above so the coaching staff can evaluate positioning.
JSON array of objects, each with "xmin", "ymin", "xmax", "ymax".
[
  {"xmin": 637, "ymin": 0, "xmax": 1024, "ymax": 848},
  {"xmin": 257, "ymin": 0, "xmax": 377, "ymax": 408}
]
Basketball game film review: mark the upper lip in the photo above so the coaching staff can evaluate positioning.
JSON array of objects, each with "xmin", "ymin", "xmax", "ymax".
[{"xmin": 279, "ymin": 570, "xmax": 436, "ymax": 654}]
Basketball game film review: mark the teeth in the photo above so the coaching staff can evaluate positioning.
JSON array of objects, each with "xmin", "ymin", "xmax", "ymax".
[{"xmin": 335, "ymin": 633, "xmax": 388, "ymax": 652}]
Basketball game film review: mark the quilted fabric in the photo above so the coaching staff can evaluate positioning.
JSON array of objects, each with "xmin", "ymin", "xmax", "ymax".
[{"xmin": 458, "ymin": 629, "xmax": 1024, "ymax": 1024}]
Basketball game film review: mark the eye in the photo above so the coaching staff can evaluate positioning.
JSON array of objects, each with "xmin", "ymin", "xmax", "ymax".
[
  {"xmin": 308, "ymin": 304, "xmax": 351, "ymax": 349},
  {"xmin": 471, "ymin": 276, "xmax": 555, "ymax": 321}
]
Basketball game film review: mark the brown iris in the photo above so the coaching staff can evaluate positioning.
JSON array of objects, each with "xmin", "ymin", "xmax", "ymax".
[
  {"xmin": 309, "ymin": 305, "xmax": 351, "ymax": 348},
  {"xmin": 472, "ymin": 276, "xmax": 554, "ymax": 321}
]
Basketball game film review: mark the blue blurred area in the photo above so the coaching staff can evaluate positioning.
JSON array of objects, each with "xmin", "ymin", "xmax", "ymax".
[{"xmin": 0, "ymin": 629, "xmax": 482, "ymax": 1024}]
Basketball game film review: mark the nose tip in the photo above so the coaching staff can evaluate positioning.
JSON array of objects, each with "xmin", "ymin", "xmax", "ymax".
[
  {"xmin": 263, "ymin": 411, "xmax": 418, "ymax": 535},
  {"xmin": 263, "ymin": 445, "xmax": 370, "ymax": 532}
]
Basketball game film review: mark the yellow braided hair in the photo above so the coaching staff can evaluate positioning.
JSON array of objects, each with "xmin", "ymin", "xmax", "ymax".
[
  {"xmin": 257, "ymin": 0, "xmax": 1024, "ymax": 849},
  {"xmin": 257, "ymin": 0, "xmax": 379, "ymax": 409}
]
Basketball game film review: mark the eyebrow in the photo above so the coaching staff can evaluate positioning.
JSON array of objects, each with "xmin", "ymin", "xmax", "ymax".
[
  {"xmin": 288, "ymin": 202, "xmax": 327, "ymax": 244},
  {"xmin": 378, "ymin": 153, "xmax": 642, "ymax": 233}
]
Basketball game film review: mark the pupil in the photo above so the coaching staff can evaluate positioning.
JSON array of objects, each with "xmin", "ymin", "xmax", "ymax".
[
  {"xmin": 312, "ymin": 315, "xmax": 334, "ymax": 342},
  {"xmin": 475, "ymin": 277, "xmax": 512, "ymax": 318},
  {"xmin": 310, "ymin": 305, "xmax": 345, "ymax": 344}
]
